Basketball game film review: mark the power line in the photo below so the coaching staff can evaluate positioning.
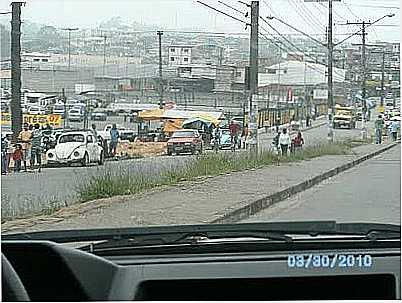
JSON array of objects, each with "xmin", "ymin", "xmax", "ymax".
[
  {"xmin": 259, "ymin": 18, "xmax": 345, "ymax": 79},
  {"xmin": 292, "ymin": 0, "xmax": 325, "ymax": 32},
  {"xmin": 218, "ymin": 0, "xmax": 246, "ymax": 16},
  {"xmin": 197, "ymin": 0, "xmax": 250, "ymax": 26}
]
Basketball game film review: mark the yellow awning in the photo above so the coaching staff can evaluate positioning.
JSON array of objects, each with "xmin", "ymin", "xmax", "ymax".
[
  {"xmin": 193, "ymin": 113, "xmax": 220, "ymax": 126},
  {"xmin": 138, "ymin": 108, "xmax": 165, "ymax": 120},
  {"xmin": 163, "ymin": 119, "xmax": 184, "ymax": 133}
]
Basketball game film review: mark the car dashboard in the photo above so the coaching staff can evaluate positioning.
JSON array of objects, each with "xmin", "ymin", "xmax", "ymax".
[{"xmin": 1, "ymin": 239, "xmax": 400, "ymax": 301}]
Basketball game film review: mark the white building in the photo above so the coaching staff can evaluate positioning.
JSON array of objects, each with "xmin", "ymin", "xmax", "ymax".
[
  {"xmin": 22, "ymin": 52, "xmax": 52, "ymax": 64},
  {"xmin": 258, "ymin": 60, "xmax": 346, "ymax": 87},
  {"xmin": 168, "ymin": 45, "xmax": 193, "ymax": 66}
]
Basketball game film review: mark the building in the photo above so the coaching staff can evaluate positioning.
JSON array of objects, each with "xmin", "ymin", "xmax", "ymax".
[
  {"xmin": 22, "ymin": 52, "xmax": 52, "ymax": 64},
  {"xmin": 168, "ymin": 45, "xmax": 193, "ymax": 66}
]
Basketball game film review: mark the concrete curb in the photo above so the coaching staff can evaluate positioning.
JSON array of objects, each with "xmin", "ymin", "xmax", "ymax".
[{"xmin": 209, "ymin": 141, "xmax": 399, "ymax": 224}]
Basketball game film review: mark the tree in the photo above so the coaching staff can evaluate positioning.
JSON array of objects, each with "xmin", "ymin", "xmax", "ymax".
[{"xmin": 36, "ymin": 25, "xmax": 61, "ymax": 50}]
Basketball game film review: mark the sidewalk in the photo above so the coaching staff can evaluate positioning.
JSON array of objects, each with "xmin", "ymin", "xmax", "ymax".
[
  {"xmin": 2, "ymin": 139, "xmax": 398, "ymax": 233},
  {"xmin": 258, "ymin": 116, "xmax": 327, "ymax": 142}
]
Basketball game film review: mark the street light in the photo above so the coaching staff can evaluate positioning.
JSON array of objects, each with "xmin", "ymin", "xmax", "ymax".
[
  {"xmin": 61, "ymin": 27, "xmax": 79, "ymax": 70},
  {"xmin": 334, "ymin": 14, "xmax": 395, "ymax": 47}
]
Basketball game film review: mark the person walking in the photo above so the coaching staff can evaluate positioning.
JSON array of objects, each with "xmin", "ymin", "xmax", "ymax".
[
  {"xmin": 12, "ymin": 144, "xmax": 23, "ymax": 173},
  {"xmin": 306, "ymin": 114, "xmax": 311, "ymax": 127},
  {"xmin": 275, "ymin": 116, "xmax": 281, "ymax": 133},
  {"xmin": 293, "ymin": 131, "xmax": 304, "ymax": 153},
  {"xmin": 30, "ymin": 123, "xmax": 43, "ymax": 172},
  {"xmin": 212, "ymin": 126, "xmax": 221, "ymax": 153},
  {"xmin": 272, "ymin": 131, "xmax": 280, "ymax": 155},
  {"xmin": 390, "ymin": 120, "xmax": 399, "ymax": 141},
  {"xmin": 374, "ymin": 115, "xmax": 384, "ymax": 144},
  {"xmin": 229, "ymin": 120, "xmax": 240, "ymax": 151},
  {"xmin": 18, "ymin": 122, "xmax": 32, "ymax": 171},
  {"xmin": 278, "ymin": 128, "xmax": 291, "ymax": 156},
  {"xmin": 1, "ymin": 134, "xmax": 11, "ymax": 175},
  {"xmin": 109, "ymin": 123, "xmax": 120, "ymax": 157},
  {"xmin": 91, "ymin": 123, "xmax": 98, "ymax": 138},
  {"xmin": 241, "ymin": 124, "xmax": 249, "ymax": 149}
]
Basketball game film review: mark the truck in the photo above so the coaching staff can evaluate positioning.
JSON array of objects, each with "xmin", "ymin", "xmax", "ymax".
[
  {"xmin": 332, "ymin": 105, "xmax": 356, "ymax": 129},
  {"xmin": 97, "ymin": 124, "xmax": 136, "ymax": 142}
]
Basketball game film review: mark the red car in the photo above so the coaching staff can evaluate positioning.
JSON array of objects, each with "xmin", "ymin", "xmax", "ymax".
[{"xmin": 167, "ymin": 130, "xmax": 203, "ymax": 156}]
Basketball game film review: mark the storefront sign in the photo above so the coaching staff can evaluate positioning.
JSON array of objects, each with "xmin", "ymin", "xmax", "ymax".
[{"xmin": 1, "ymin": 113, "xmax": 63, "ymax": 127}]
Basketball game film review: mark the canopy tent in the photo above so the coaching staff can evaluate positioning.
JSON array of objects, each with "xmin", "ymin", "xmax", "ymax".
[
  {"xmin": 138, "ymin": 109, "xmax": 223, "ymax": 125},
  {"xmin": 164, "ymin": 119, "xmax": 184, "ymax": 133},
  {"xmin": 137, "ymin": 108, "xmax": 165, "ymax": 120}
]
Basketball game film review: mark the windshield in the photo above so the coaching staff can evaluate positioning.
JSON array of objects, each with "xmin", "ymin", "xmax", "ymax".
[
  {"xmin": 172, "ymin": 131, "xmax": 197, "ymax": 138},
  {"xmin": 59, "ymin": 134, "xmax": 85, "ymax": 143},
  {"xmin": 1, "ymin": 0, "xmax": 400, "ymax": 251}
]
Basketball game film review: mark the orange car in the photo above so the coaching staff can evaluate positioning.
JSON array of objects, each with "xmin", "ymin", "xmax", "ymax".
[{"xmin": 167, "ymin": 130, "xmax": 203, "ymax": 155}]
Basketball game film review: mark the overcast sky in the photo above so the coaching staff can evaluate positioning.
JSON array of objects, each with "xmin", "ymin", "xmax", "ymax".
[{"xmin": 1, "ymin": 0, "xmax": 400, "ymax": 43}]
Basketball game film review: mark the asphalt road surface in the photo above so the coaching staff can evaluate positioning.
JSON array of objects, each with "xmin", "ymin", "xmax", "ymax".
[
  {"xmin": 241, "ymin": 145, "xmax": 400, "ymax": 225},
  {"xmin": 0, "ymin": 122, "xmax": 368, "ymax": 219}
]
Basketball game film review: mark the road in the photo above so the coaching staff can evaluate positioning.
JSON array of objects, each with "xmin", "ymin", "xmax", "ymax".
[
  {"xmin": 1, "ymin": 121, "xmax": 367, "ymax": 219},
  {"xmin": 241, "ymin": 145, "xmax": 400, "ymax": 225}
]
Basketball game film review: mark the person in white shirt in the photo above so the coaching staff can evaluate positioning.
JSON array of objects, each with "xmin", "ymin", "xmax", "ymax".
[{"xmin": 278, "ymin": 128, "xmax": 291, "ymax": 156}]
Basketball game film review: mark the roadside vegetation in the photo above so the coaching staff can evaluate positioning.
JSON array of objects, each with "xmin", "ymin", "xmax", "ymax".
[
  {"xmin": 1, "ymin": 138, "xmax": 371, "ymax": 221},
  {"xmin": 76, "ymin": 141, "xmax": 358, "ymax": 203}
]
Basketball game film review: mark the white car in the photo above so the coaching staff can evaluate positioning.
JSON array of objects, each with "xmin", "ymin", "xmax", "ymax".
[
  {"xmin": 46, "ymin": 131, "xmax": 104, "ymax": 166},
  {"xmin": 28, "ymin": 105, "xmax": 46, "ymax": 115}
]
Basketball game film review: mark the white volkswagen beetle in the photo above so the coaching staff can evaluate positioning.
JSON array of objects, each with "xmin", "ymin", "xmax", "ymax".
[{"xmin": 46, "ymin": 131, "xmax": 104, "ymax": 167}]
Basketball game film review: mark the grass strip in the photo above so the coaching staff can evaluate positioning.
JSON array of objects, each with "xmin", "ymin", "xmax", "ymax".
[{"xmin": 76, "ymin": 141, "xmax": 355, "ymax": 203}]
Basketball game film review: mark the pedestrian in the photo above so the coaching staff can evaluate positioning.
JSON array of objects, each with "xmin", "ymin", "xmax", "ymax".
[
  {"xmin": 275, "ymin": 116, "xmax": 281, "ymax": 133},
  {"xmin": 272, "ymin": 131, "xmax": 280, "ymax": 155},
  {"xmin": 278, "ymin": 128, "xmax": 291, "ymax": 156},
  {"xmin": 229, "ymin": 120, "xmax": 240, "ymax": 151},
  {"xmin": 13, "ymin": 144, "xmax": 23, "ymax": 173},
  {"xmin": 1, "ymin": 134, "xmax": 11, "ymax": 174},
  {"xmin": 241, "ymin": 124, "xmax": 249, "ymax": 149},
  {"xmin": 374, "ymin": 115, "xmax": 384, "ymax": 144},
  {"xmin": 109, "ymin": 123, "xmax": 120, "ymax": 157},
  {"xmin": 30, "ymin": 123, "xmax": 43, "ymax": 172},
  {"xmin": 91, "ymin": 123, "xmax": 98, "ymax": 138},
  {"xmin": 390, "ymin": 119, "xmax": 399, "ymax": 141},
  {"xmin": 212, "ymin": 126, "xmax": 222, "ymax": 152},
  {"xmin": 306, "ymin": 114, "xmax": 311, "ymax": 127},
  {"xmin": 293, "ymin": 131, "xmax": 304, "ymax": 153},
  {"xmin": 18, "ymin": 122, "xmax": 32, "ymax": 171}
]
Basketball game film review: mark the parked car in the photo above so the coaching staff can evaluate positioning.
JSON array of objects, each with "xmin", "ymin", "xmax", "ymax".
[
  {"xmin": 98, "ymin": 124, "xmax": 136, "ymax": 142},
  {"xmin": 167, "ymin": 129, "xmax": 203, "ymax": 156},
  {"xmin": 91, "ymin": 111, "xmax": 107, "ymax": 121},
  {"xmin": 46, "ymin": 131, "xmax": 104, "ymax": 166},
  {"xmin": 68, "ymin": 108, "xmax": 84, "ymax": 122},
  {"xmin": 28, "ymin": 105, "xmax": 46, "ymax": 115}
]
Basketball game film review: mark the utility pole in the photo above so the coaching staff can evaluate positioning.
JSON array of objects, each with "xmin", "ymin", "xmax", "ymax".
[
  {"xmin": 157, "ymin": 30, "xmax": 164, "ymax": 109},
  {"xmin": 304, "ymin": 0, "xmax": 342, "ymax": 142},
  {"xmin": 62, "ymin": 88, "xmax": 67, "ymax": 128},
  {"xmin": 249, "ymin": 1, "xmax": 259, "ymax": 152},
  {"xmin": 61, "ymin": 28, "xmax": 79, "ymax": 70},
  {"xmin": 10, "ymin": 2, "xmax": 24, "ymax": 142},
  {"xmin": 103, "ymin": 34, "xmax": 107, "ymax": 78},
  {"xmin": 327, "ymin": 0, "xmax": 334, "ymax": 142},
  {"xmin": 346, "ymin": 20, "xmax": 371, "ymax": 126},
  {"xmin": 277, "ymin": 46, "xmax": 281, "ymax": 102},
  {"xmin": 380, "ymin": 51, "xmax": 385, "ymax": 108}
]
